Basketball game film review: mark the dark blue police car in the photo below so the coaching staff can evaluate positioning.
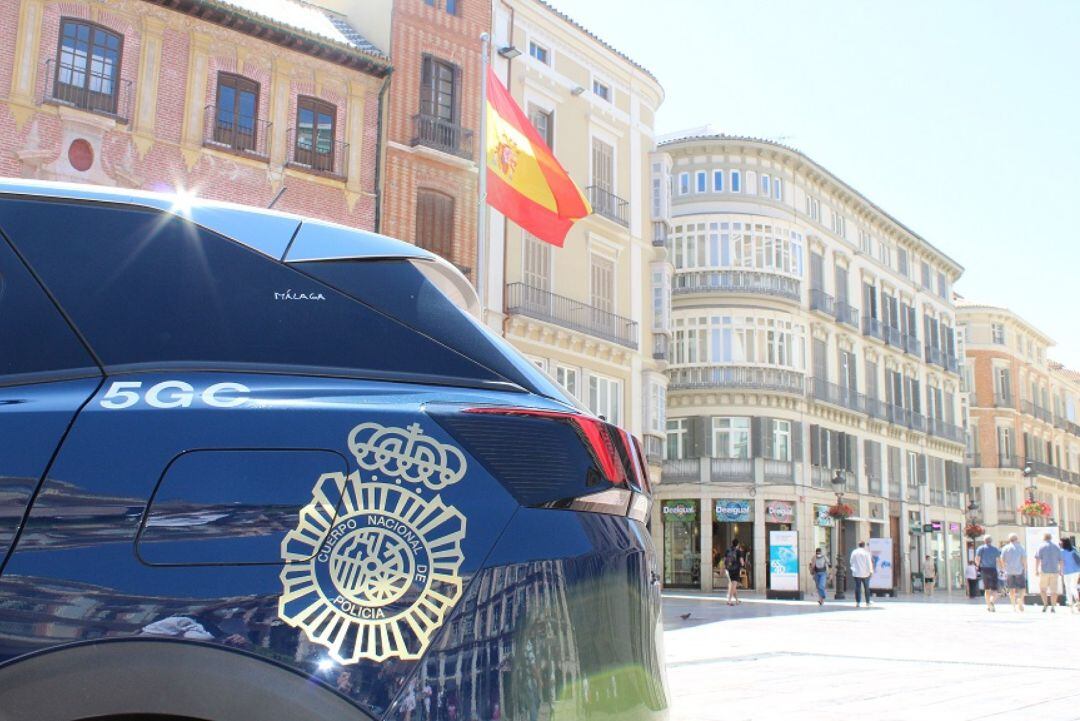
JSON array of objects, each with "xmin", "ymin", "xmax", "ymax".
[{"xmin": 0, "ymin": 180, "xmax": 667, "ymax": 721}]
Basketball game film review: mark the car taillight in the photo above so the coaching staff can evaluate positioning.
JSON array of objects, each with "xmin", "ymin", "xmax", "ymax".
[
  {"xmin": 463, "ymin": 407, "xmax": 636, "ymax": 487},
  {"xmin": 430, "ymin": 405, "xmax": 651, "ymax": 520}
]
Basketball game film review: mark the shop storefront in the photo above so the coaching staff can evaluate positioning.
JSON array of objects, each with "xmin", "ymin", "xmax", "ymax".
[
  {"xmin": 712, "ymin": 499, "xmax": 754, "ymax": 589},
  {"xmin": 662, "ymin": 499, "xmax": 700, "ymax": 588}
]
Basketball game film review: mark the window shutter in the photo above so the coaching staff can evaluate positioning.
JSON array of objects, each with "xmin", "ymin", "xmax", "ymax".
[
  {"xmin": 791, "ymin": 421, "xmax": 803, "ymax": 462},
  {"xmin": 917, "ymin": 453, "xmax": 927, "ymax": 485},
  {"xmin": 415, "ymin": 189, "xmax": 454, "ymax": 260},
  {"xmin": 832, "ymin": 431, "xmax": 842, "ymax": 470},
  {"xmin": 751, "ymin": 417, "xmax": 764, "ymax": 458},
  {"xmin": 809, "ymin": 424, "xmax": 820, "ymax": 466},
  {"xmin": 419, "ymin": 57, "xmax": 433, "ymax": 116}
]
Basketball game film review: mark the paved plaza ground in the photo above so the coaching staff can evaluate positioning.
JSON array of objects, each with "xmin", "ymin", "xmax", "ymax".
[{"xmin": 663, "ymin": 590, "xmax": 1080, "ymax": 721}]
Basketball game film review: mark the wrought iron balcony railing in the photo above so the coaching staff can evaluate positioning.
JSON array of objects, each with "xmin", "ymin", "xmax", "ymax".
[
  {"xmin": 286, "ymin": 127, "xmax": 349, "ymax": 178},
  {"xmin": 652, "ymin": 332, "xmax": 670, "ymax": 361},
  {"xmin": 903, "ymin": 333, "xmax": 921, "ymax": 357},
  {"xmin": 505, "ymin": 282, "xmax": 638, "ymax": 348},
  {"xmin": 764, "ymin": 459, "xmax": 794, "ymax": 483},
  {"xmin": 810, "ymin": 288, "xmax": 835, "ymax": 315},
  {"xmin": 585, "ymin": 186, "xmax": 629, "ymax": 227},
  {"xmin": 667, "ymin": 365, "xmax": 804, "ymax": 394},
  {"xmin": 834, "ymin": 299, "xmax": 860, "ymax": 328},
  {"xmin": 862, "ymin": 315, "xmax": 884, "ymax": 341},
  {"xmin": 410, "ymin": 113, "xmax": 474, "ymax": 160},
  {"xmin": 925, "ymin": 345, "xmax": 945, "ymax": 368},
  {"xmin": 809, "ymin": 377, "xmax": 864, "ymax": 414},
  {"xmin": 644, "ymin": 435, "xmax": 663, "ymax": 464},
  {"xmin": 709, "ymin": 458, "xmax": 753, "ymax": 483},
  {"xmin": 662, "ymin": 458, "xmax": 700, "ymax": 483},
  {"xmin": 203, "ymin": 105, "xmax": 271, "ymax": 158},
  {"xmin": 652, "ymin": 220, "xmax": 670, "ymax": 247},
  {"xmin": 928, "ymin": 417, "xmax": 964, "ymax": 443},
  {"xmin": 673, "ymin": 269, "xmax": 800, "ymax": 301},
  {"xmin": 41, "ymin": 58, "xmax": 132, "ymax": 123},
  {"xmin": 884, "ymin": 324, "xmax": 903, "ymax": 349}
]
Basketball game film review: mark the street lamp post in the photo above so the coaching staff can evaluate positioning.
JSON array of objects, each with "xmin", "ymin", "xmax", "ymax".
[
  {"xmin": 831, "ymin": 470, "xmax": 847, "ymax": 600},
  {"xmin": 1023, "ymin": 461, "xmax": 1035, "ymax": 502}
]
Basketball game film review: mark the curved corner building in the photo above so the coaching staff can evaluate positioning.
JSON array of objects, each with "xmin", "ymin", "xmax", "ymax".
[{"xmin": 649, "ymin": 134, "xmax": 968, "ymax": 596}]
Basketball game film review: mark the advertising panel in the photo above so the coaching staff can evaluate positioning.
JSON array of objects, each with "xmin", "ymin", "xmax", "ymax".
[
  {"xmin": 768, "ymin": 530, "xmax": 799, "ymax": 592},
  {"xmin": 868, "ymin": 537, "xmax": 894, "ymax": 591},
  {"xmin": 814, "ymin": 504, "xmax": 834, "ymax": 527},
  {"xmin": 1025, "ymin": 526, "xmax": 1060, "ymax": 595},
  {"xmin": 715, "ymin": 499, "xmax": 751, "ymax": 522}
]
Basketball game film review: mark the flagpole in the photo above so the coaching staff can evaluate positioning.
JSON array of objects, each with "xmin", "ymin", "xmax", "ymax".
[{"xmin": 475, "ymin": 32, "xmax": 490, "ymax": 319}]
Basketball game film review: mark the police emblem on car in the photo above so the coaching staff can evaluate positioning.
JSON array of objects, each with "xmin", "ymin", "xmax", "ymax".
[{"xmin": 279, "ymin": 422, "xmax": 467, "ymax": 663}]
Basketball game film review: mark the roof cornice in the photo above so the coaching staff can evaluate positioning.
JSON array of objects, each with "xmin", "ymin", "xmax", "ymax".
[{"xmin": 142, "ymin": 0, "xmax": 392, "ymax": 77}]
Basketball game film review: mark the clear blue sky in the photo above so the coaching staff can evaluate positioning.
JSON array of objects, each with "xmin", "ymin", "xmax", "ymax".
[{"xmin": 560, "ymin": 0, "xmax": 1080, "ymax": 368}]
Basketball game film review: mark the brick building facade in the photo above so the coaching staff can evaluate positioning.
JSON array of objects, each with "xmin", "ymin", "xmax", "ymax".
[
  {"xmin": 0, "ymin": 0, "xmax": 389, "ymax": 229},
  {"xmin": 378, "ymin": 0, "xmax": 488, "ymax": 278}
]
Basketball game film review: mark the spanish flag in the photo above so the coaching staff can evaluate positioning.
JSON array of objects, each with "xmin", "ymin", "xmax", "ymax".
[{"xmin": 484, "ymin": 67, "xmax": 591, "ymax": 247}]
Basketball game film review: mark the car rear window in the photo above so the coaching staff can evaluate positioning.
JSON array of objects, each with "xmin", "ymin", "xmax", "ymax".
[
  {"xmin": 294, "ymin": 259, "xmax": 574, "ymax": 403},
  {"xmin": 0, "ymin": 230, "xmax": 97, "ymax": 385},
  {"xmin": 0, "ymin": 197, "xmax": 507, "ymax": 387}
]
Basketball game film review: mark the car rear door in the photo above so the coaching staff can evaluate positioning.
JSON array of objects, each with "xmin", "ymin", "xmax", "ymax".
[{"xmin": 0, "ymin": 215, "xmax": 101, "ymax": 567}]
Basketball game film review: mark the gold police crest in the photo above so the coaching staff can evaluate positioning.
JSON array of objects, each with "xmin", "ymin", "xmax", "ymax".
[{"xmin": 279, "ymin": 422, "xmax": 467, "ymax": 663}]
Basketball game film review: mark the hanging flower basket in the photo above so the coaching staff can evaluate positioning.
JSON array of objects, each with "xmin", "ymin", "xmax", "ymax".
[
  {"xmin": 1018, "ymin": 500, "xmax": 1052, "ymax": 518},
  {"xmin": 827, "ymin": 502, "xmax": 855, "ymax": 519},
  {"xmin": 964, "ymin": 522, "xmax": 985, "ymax": 539}
]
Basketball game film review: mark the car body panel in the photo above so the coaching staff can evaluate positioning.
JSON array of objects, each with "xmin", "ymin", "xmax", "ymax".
[
  {"xmin": 0, "ymin": 182, "xmax": 668, "ymax": 721},
  {"xmin": 0, "ymin": 379, "xmax": 100, "ymax": 565}
]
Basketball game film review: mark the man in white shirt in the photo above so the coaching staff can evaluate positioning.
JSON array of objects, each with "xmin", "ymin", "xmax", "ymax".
[{"xmin": 850, "ymin": 541, "xmax": 876, "ymax": 608}]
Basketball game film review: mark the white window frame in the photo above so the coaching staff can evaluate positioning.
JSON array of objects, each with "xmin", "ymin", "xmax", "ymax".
[
  {"xmin": 695, "ymin": 170, "xmax": 707, "ymax": 193},
  {"xmin": 555, "ymin": 364, "xmax": 579, "ymax": 399},
  {"xmin": 678, "ymin": 172, "xmax": 689, "ymax": 195},
  {"xmin": 711, "ymin": 416, "xmax": 751, "ymax": 459},
  {"xmin": 774, "ymin": 177, "xmax": 783, "ymax": 201},
  {"xmin": 528, "ymin": 40, "xmax": 550, "ymax": 65},
  {"xmin": 772, "ymin": 419, "xmax": 791, "ymax": 461},
  {"xmin": 588, "ymin": 373, "xmax": 622, "ymax": 426},
  {"xmin": 761, "ymin": 173, "xmax": 771, "ymax": 197},
  {"xmin": 730, "ymin": 169, "xmax": 742, "ymax": 193},
  {"xmin": 712, "ymin": 169, "xmax": 724, "ymax": 192},
  {"xmin": 592, "ymin": 79, "xmax": 611, "ymax": 102},
  {"xmin": 666, "ymin": 418, "xmax": 687, "ymax": 460}
]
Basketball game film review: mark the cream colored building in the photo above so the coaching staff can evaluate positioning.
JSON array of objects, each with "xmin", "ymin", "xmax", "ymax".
[
  {"xmin": 959, "ymin": 303, "xmax": 1080, "ymax": 541},
  {"xmin": 482, "ymin": 1, "xmax": 666, "ymax": 473},
  {"xmin": 651, "ymin": 133, "xmax": 968, "ymax": 596}
]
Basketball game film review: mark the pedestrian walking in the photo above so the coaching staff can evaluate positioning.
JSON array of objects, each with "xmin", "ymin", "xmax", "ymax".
[
  {"xmin": 808, "ymin": 547, "xmax": 831, "ymax": 606},
  {"xmin": 1061, "ymin": 537, "xmax": 1080, "ymax": 613},
  {"xmin": 849, "ymin": 541, "xmax": 874, "ymax": 608},
  {"xmin": 921, "ymin": 554, "xmax": 936, "ymax": 597},
  {"xmin": 724, "ymin": 539, "xmax": 744, "ymax": 606},
  {"xmin": 975, "ymin": 535, "xmax": 1002, "ymax": 612},
  {"xmin": 965, "ymin": 559, "xmax": 979, "ymax": 598},
  {"xmin": 1000, "ymin": 533, "xmax": 1026, "ymax": 612},
  {"xmin": 1035, "ymin": 532, "xmax": 1063, "ymax": 613}
]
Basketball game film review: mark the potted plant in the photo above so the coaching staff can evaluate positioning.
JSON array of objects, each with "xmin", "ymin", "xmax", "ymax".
[
  {"xmin": 964, "ymin": 522, "xmax": 985, "ymax": 539},
  {"xmin": 827, "ymin": 502, "xmax": 855, "ymax": 520},
  {"xmin": 1017, "ymin": 499, "xmax": 1052, "ymax": 518}
]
